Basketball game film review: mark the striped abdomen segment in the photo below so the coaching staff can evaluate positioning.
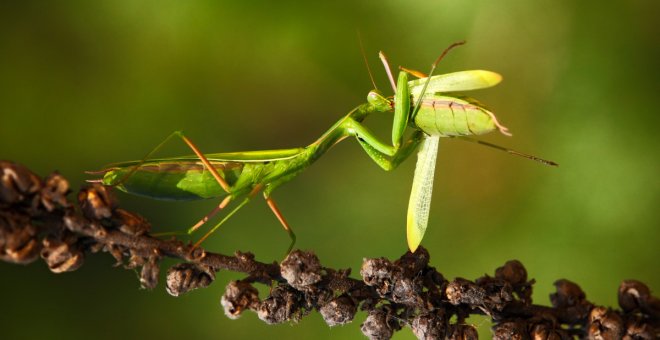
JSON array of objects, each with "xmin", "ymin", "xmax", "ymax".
[{"xmin": 413, "ymin": 95, "xmax": 510, "ymax": 137}]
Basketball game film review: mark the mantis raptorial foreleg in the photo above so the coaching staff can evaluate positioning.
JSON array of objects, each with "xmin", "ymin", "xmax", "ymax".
[
  {"xmin": 345, "ymin": 118, "xmax": 399, "ymax": 156},
  {"xmin": 345, "ymin": 69, "xmax": 418, "ymax": 171},
  {"xmin": 357, "ymin": 130, "xmax": 424, "ymax": 171},
  {"xmin": 391, "ymin": 71, "xmax": 410, "ymax": 149}
]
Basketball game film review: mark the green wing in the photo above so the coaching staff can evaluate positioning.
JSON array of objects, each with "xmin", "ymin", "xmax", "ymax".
[
  {"xmin": 408, "ymin": 70, "xmax": 502, "ymax": 98},
  {"xmin": 204, "ymin": 148, "xmax": 305, "ymax": 161},
  {"xmin": 102, "ymin": 147, "xmax": 305, "ymax": 169},
  {"xmin": 406, "ymin": 135, "xmax": 440, "ymax": 252}
]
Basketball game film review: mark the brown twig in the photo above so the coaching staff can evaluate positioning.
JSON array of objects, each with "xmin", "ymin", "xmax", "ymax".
[{"xmin": 1, "ymin": 160, "xmax": 658, "ymax": 339}]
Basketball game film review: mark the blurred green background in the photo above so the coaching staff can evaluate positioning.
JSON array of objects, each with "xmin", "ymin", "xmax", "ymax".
[{"xmin": 1, "ymin": 1, "xmax": 658, "ymax": 339}]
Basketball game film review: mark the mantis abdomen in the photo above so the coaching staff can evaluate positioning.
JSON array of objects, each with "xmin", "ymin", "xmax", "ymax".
[
  {"xmin": 101, "ymin": 161, "xmax": 243, "ymax": 201},
  {"xmin": 98, "ymin": 147, "xmax": 314, "ymax": 202}
]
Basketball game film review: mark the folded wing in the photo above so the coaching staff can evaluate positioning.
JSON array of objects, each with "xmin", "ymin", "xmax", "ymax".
[{"xmin": 406, "ymin": 135, "xmax": 440, "ymax": 252}]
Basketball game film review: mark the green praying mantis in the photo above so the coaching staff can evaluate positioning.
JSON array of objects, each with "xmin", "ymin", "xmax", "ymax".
[{"xmin": 90, "ymin": 42, "xmax": 557, "ymax": 253}]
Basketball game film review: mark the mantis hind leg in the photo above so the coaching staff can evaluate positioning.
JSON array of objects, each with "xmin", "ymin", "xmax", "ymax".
[
  {"xmin": 113, "ymin": 131, "xmax": 235, "ymax": 237},
  {"xmin": 112, "ymin": 131, "xmax": 231, "ymax": 192},
  {"xmin": 263, "ymin": 194, "xmax": 296, "ymax": 254},
  {"xmin": 187, "ymin": 195, "xmax": 233, "ymax": 234},
  {"xmin": 174, "ymin": 131, "xmax": 231, "ymax": 192},
  {"xmin": 192, "ymin": 185, "xmax": 262, "ymax": 249},
  {"xmin": 192, "ymin": 196, "xmax": 248, "ymax": 249},
  {"xmin": 170, "ymin": 132, "xmax": 237, "ymax": 236},
  {"xmin": 153, "ymin": 194, "xmax": 235, "ymax": 239}
]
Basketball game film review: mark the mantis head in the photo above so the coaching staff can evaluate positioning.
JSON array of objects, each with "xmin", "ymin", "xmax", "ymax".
[{"xmin": 367, "ymin": 90, "xmax": 392, "ymax": 112}]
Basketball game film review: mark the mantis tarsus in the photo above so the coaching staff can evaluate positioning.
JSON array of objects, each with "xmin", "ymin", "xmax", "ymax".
[{"xmin": 90, "ymin": 42, "xmax": 557, "ymax": 253}]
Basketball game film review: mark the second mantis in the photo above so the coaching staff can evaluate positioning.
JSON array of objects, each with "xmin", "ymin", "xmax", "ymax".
[{"xmin": 91, "ymin": 42, "xmax": 557, "ymax": 253}]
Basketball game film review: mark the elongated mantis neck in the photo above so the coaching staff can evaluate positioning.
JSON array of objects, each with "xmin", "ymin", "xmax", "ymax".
[{"xmin": 308, "ymin": 101, "xmax": 388, "ymax": 159}]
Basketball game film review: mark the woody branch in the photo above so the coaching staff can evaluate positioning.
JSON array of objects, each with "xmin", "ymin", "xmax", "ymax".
[{"xmin": 1, "ymin": 161, "xmax": 658, "ymax": 339}]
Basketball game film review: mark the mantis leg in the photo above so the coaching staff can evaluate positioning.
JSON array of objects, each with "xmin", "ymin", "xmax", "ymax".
[
  {"xmin": 179, "ymin": 130, "xmax": 237, "ymax": 234},
  {"xmin": 117, "ymin": 131, "xmax": 231, "ymax": 193},
  {"xmin": 160, "ymin": 132, "xmax": 236, "ymax": 235},
  {"xmin": 357, "ymin": 130, "xmax": 424, "ymax": 171},
  {"xmin": 116, "ymin": 131, "xmax": 236, "ymax": 236},
  {"xmin": 391, "ymin": 71, "xmax": 410, "ymax": 149},
  {"xmin": 187, "ymin": 195, "xmax": 233, "ymax": 234},
  {"xmin": 345, "ymin": 118, "xmax": 398, "ymax": 156},
  {"xmin": 192, "ymin": 197, "xmax": 249, "ymax": 249},
  {"xmin": 378, "ymin": 53, "xmax": 411, "ymax": 149},
  {"xmin": 343, "ymin": 69, "xmax": 419, "ymax": 171},
  {"xmin": 192, "ymin": 185, "xmax": 262, "ymax": 249},
  {"xmin": 342, "ymin": 111, "xmax": 421, "ymax": 171},
  {"xmin": 263, "ymin": 194, "xmax": 296, "ymax": 254},
  {"xmin": 174, "ymin": 131, "xmax": 231, "ymax": 192}
]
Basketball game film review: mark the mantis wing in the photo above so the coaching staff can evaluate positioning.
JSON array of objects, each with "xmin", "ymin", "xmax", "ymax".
[
  {"xmin": 406, "ymin": 135, "xmax": 440, "ymax": 252},
  {"xmin": 100, "ymin": 148, "xmax": 305, "ymax": 169},
  {"xmin": 408, "ymin": 70, "xmax": 502, "ymax": 98}
]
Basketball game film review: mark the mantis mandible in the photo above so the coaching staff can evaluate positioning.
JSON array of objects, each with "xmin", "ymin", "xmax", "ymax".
[{"xmin": 90, "ymin": 42, "xmax": 557, "ymax": 253}]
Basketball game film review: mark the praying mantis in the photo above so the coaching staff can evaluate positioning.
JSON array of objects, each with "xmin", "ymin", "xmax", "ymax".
[{"xmin": 90, "ymin": 42, "xmax": 557, "ymax": 253}]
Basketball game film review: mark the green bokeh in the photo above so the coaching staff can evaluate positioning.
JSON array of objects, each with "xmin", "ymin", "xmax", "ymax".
[{"xmin": 1, "ymin": 1, "xmax": 658, "ymax": 339}]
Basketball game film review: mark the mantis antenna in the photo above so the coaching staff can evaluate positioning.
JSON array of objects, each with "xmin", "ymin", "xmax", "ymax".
[{"xmin": 357, "ymin": 31, "xmax": 378, "ymax": 91}]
